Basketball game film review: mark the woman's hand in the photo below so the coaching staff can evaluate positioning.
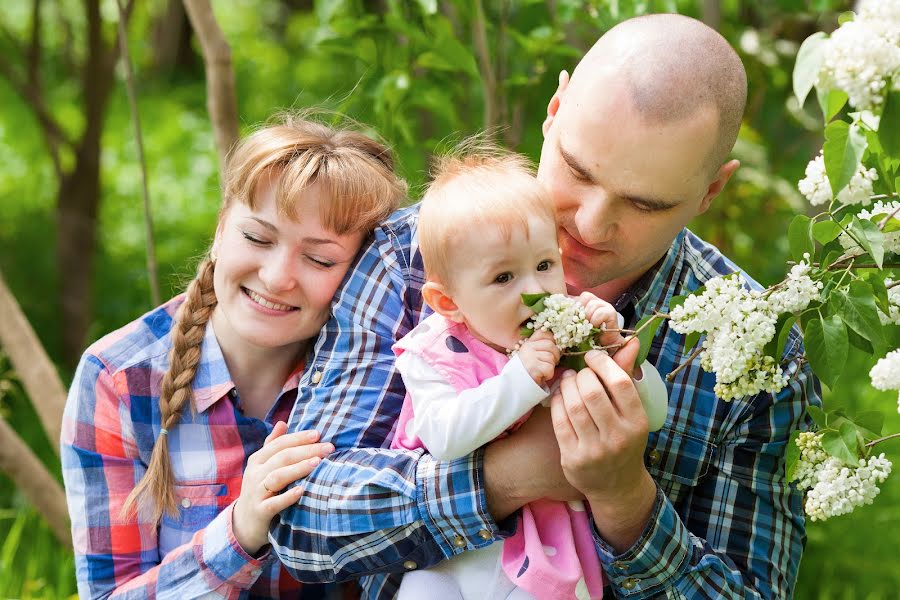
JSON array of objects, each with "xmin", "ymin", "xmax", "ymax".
[{"xmin": 232, "ymin": 421, "xmax": 334, "ymax": 555}]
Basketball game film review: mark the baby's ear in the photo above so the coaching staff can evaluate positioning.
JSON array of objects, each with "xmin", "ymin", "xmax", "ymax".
[{"xmin": 422, "ymin": 282, "xmax": 463, "ymax": 322}]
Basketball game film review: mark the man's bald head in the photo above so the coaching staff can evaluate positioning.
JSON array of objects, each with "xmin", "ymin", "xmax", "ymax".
[{"xmin": 569, "ymin": 14, "xmax": 747, "ymax": 176}]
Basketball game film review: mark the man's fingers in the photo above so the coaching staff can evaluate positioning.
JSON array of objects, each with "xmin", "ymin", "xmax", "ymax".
[
  {"xmin": 549, "ymin": 385, "xmax": 577, "ymax": 450},
  {"xmin": 610, "ymin": 337, "xmax": 640, "ymax": 378},
  {"xmin": 585, "ymin": 349, "xmax": 644, "ymax": 419},
  {"xmin": 559, "ymin": 368, "xmax": 600, "ymax": 440},
  {"xmin": 574, "ymin": 365, "xmax": 616, "ymax": 433}
]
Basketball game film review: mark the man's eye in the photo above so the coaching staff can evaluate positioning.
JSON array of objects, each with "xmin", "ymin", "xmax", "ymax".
[
  {"xmin": 631, "ymin": 201, "xmax": 654, "ymax": 213},
  {"xmin": 494, "ymin": 272, "xmax": 513, "ymax": 284},
  {"xmin": 567, "ymin": 164, "xmax": 589, "ymax": 182},
  {"xmin": 537, "ymin": 260, "xmax": 552, "ymax": 272}
]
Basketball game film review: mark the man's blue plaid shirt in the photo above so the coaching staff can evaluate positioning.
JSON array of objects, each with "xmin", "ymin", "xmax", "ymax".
[{"xmin": 269, "ymin": 205, "xmax": 820, "ymax": 599}]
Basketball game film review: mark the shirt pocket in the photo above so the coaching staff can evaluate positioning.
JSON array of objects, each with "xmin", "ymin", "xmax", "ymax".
[
  {"xmin": 645, "ymin": 428, "xmax": 716, "ymax": 503},
  {"xmin": 163, "ymin": 482, "xmax": 228, "ymax": 529}
]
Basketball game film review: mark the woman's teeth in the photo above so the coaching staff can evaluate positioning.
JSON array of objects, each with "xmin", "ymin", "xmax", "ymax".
[{"xmin": 245, "ymin": 289, "xmax": 296, "ymax": 312}]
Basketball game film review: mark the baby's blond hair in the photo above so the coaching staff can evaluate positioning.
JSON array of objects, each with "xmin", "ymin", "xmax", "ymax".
[{"xmin": 419, "ymin": 143, "xmax": 557, "ymax": 287}]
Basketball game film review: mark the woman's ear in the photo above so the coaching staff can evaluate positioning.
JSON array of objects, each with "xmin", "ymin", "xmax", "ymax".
[{"xmin": 422, "ymin": 282, "xmax": 463, "ymax": 322}]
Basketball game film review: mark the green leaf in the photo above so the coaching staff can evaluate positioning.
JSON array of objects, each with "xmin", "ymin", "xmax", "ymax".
[
  {"xmin": 766, "ymin": 315, "xmax": 797, "ymax": 361},
  {"xmin": 669, "ymin": 295, "xmax": 687, "ymax": 310},
  {"xmin": 879, "ymin": 89, "xmax": 900, "ymax": 157},
  {"xmin": 803, "ymin": 315, "xmax": 848, "ymax": 388},
  {"xmin": 849, "ymin": 216, "xmax": 885, "ymax": 268},
  {"xmin": 837, "ymin": 11, "xmax": 855, "ymax": 24},
  {"xmin": 788, "ymin": 215, "xmax": 814, "ymax": 262},
  {"xmin": 830, "ymin": 280, "xmax": 887, "ymax": 350},
  {"xmin": 820, "ymin": 429, "xmax": 858, "ymax": 466},
  {"xmin": 559, "ymin": 354, "xmax": 587, "ymax": 371},
  {"xmin": 684, "ymin": 330, "xmax": 701, "ymax": 351},
  {"xmin": 635, "ymin": 315, "xmax": 663, "ymax": 366},
  {"xmin": 520, "ymin": 326, "xmax": 534, "ymax": 338},
  {"xmin": 823, "ymin": 121, "xmax": 867, "ymax": 197},
  {"xmin": 846, "ymin": 327, "xmax": 874, "ymax": 354},
  {"xmin": 807, "ymin": 405, "xmax": 828, "ymax": 429},
  {"xmin": 521, "ymin": 293, "xmax": 549, "ymax": 311},
  {"xmin": 817, "ymin": 88, "xmax": 848, "ymax": 123},
  {"xmin": 414, "ymin": 0, "xmax": 438, "ymax": 14},
  {"xmin": 793, "ymin": 32, "xmax": 828, "ymax": 107},
  {"xmin": 812, "ymin": 220, "xmax": 843, "ymax": 244},
  {"xmin": 839, "ymin": 421, "xmax": 861, "ymax": 457},
  {"xmin": 863, "ymin": 272, "xmax": 891, "ymax": 315},
  {"xmin": 853, "ymin": 411, "xmax": 885, "ymax": 439},
  {"xmin": 786, "ymin": 430, "xmax": 801, "ymax": 482}
]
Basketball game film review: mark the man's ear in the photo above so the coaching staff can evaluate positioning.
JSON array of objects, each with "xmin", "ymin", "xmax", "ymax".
[
  {"xmin": 542, "ymin": 70, "xmax": 570, "ymax": 137},
  {"xmin": 422, "ymin": 282, "xmax": 463, "ymax": 322},
  {"xmin": 697, "ymin": 159, "xmax": 739, "ymax": 215}
]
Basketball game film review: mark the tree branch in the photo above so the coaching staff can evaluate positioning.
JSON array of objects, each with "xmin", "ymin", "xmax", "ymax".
[
  {"xmin": 0, "ymin": 415, "xmax": 70, "ymax": 547},
  {"xmin": 0, "ymin": 269, "xmax": 66, "ymax": 454},
  {"xmin": 115, "ymin": 0, "xmax": 160, "ymax": 307},
  {"xmin": 183, "ymin": 0, "xmax": 239, "ymax": 178},
  {"xmin": 471, "ymin": 0, "xmax": 498, "ymax": 130}
]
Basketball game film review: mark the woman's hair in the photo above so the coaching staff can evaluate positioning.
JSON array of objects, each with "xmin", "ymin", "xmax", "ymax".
[
  {"xmin": 419, "ymin": 141, "xmax": 557, "ymax": 287},
  {"xmin": 122, "ymin": 113, "xmax": 406, "ymax": 522}
]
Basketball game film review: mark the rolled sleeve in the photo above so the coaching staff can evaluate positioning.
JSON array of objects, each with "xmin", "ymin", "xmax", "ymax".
[
  {"xmin": 415, "ymin": 449, "xmax": 509, "ymax": 558},
  {"xmin": 593, "ymin": 485, "xmax": 693, "ymax": 597},
  {"xmin": 195, "ymin": 501, "xmax": 273, "ymax": 589}
]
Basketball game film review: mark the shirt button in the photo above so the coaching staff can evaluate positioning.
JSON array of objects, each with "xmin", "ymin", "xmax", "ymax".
[
  {"xmin": 311, "ymin": 370, "xmax": 323, "ymax": 384},
  {"xmin": 477, "ymin": 529, "xmax": 492, "ymax": 541},
  {"xmin": 403, "ymin": 560, "xmax": 418, "ymax": 570},
  {"xmin": 453, "ymin": 535, "xmax": 466, "ymax": 548},
  {"xmin": 612, "ymin": 560, "xmax": 628, "ymax": 571},
  {"xmin": 180, "ymin": 498, "xmax": 192, "ymax": 509},
  {"xmin": 648, "ymin": 449, "xmax": 661, "ymax": 467},
  {"xmin": 622, "ymin": 578, "xmax": 639, "ymax": 590}
]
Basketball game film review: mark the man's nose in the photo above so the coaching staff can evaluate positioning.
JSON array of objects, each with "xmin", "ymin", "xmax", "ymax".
[
  {"xmin": 575, "ymin": 193, "xmax": 616, "ymax": 245},
  {"xmin": 259, "ymin": 249, "xmax": 298, "ymax": 293}
]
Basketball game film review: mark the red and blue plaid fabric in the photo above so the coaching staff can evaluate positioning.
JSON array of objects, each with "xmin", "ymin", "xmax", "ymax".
[{"xmin": 61, "ymin": 295, "xmax": 339, "ymax": 599}]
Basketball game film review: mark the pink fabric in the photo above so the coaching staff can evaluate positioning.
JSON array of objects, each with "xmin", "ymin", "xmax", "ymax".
[{"xmin": 391, "ymin": 313, "xmax": 604, "ymax": 600}]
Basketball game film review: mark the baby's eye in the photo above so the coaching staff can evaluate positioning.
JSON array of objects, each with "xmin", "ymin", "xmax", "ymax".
[
  {"xmin": 537, "ymin": 260, "xmax": 552, "ymax": 272},
  {"xmin": 494, "ymin": 272, "xmax": 513, "ymax": 284}
]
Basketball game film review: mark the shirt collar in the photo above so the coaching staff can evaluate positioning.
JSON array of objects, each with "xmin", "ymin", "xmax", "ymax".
[
  {"xmin": 613, "ymin": 228, "xmax": 687, "ymax": 325},
  {"xmin": 189, "ymin": 319, "xmax": 306, "ymax": 414}
]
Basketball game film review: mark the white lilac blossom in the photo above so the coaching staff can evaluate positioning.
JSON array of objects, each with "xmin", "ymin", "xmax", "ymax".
[
  {"xmin": 525, "ymin": 294, "xmax": 594, "ymax": 351},
  {"xmin": 870, "ymin": 350, "xmax": 900, "ymax": 412},
  {"xmin": 838, "ymin": 200, "xmax": 900, "ymax": 254},
  {"xmin": 817, "ymin": 0, "xmax": 900, "ymax": 111},
  {"xmin": 793, "ymin": 431, "xmax": 893, "ymax": 521},
  {"xmin": 767, "ymin": 254, "xmax": 823, "ymax": 314},
  {"xmin": 798, "ymin": 153, "xmax": 878, "ymax": 207},
  {"xmin": 670, "ymin": 275, "xmax": 786, "ymax": 401},
  {"xmin": 878, "ymin": 280, "xmax": 900, "ymax": 326}
]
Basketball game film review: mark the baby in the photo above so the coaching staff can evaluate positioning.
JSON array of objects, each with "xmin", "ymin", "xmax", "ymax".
[{"xmin": 391, "ymin": 149, "xmax": 668, "ymax": 600}]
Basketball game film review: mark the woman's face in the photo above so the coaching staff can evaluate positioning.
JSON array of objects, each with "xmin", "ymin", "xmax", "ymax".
[{"xmin": 211, "ymin": 176, "xmax": 365, "ymax": 355}]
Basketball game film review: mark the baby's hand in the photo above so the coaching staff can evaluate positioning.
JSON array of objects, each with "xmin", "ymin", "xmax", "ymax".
[
  {"xmin": 517, "ymin": 330, "xmax": 561, "ymax": 385},
  {"xmin": 578, "ymin": 292, "xmax": 627, "ymax": 349}
]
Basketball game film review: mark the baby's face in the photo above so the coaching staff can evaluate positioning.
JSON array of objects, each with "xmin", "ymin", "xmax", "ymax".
[{"xmin": 445, "ymin": 215, "xmax": 566, "ymax": 351}]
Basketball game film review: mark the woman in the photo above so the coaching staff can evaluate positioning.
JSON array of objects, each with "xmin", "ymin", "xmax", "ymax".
[{"xmin": 61, "ymin": 114, "xmax": 407, "ymax": 599}]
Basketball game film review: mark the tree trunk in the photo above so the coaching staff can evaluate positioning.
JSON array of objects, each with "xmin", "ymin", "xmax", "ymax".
[
  {"xmin": 152, "ymin": 0, "xmax": 199, "ymax": 75},
  {"xmin": 58, "ymin": 0, "xmax": 120, "ymax": 366},
  {"xmin": 0, "ymin": 415, "xmax": 71, "ymax": 547},
  {"xmin": 0, "ymin": 269, "xmax": 67, "ymax": 453},
  {"xmin": 183, "ymin": 0, "xmax": 239, "ymax": 178}
]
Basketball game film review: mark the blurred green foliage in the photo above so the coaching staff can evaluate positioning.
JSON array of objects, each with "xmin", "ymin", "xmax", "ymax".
[{"xmin": 1, "ymin": 0, "xmax": 897, "ymax": 597}]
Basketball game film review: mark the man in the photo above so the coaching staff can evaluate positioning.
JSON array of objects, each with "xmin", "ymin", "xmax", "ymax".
[{"xmin": 269, "ymin": 14, "xmax": 818, "ymax": 599}]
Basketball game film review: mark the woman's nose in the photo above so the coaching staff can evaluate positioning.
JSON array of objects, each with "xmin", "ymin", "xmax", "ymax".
[{"xmin": 259, "ymin": 250, "xmax": 298, "ymax": 293}]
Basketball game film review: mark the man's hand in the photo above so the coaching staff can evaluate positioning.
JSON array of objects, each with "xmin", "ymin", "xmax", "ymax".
[
  {"xmin": 516, "ymin": 330, "xmax": 561, "ymax": 385},
  {"xmin": 484, "ymin": 406, "xmax": 582, "ymax": 521},
  {"xmin": 549, "ymin": 339, "xmax": 657, "ymax": 552}
]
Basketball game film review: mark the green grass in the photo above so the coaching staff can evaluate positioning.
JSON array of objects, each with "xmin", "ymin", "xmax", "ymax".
[{"xmin": 0, "ymin": 508, "xmax": 77, "ymax": 599}]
